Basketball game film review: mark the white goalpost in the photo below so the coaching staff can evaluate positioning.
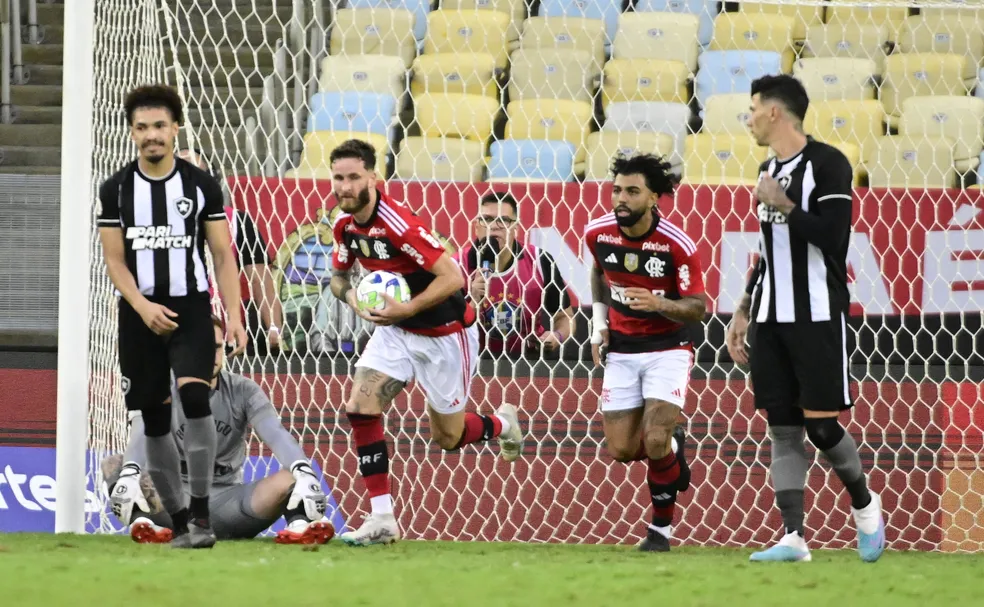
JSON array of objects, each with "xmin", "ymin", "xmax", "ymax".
[{"xmin": 59, "ymin": 0, "xmax": 984, "ymax": 550}]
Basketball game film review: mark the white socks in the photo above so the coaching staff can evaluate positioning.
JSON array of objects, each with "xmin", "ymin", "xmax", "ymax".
[
  {"xmin": 852, "ymin": 491, "xmax": 881, "ymax": 535},
  {"xmin": 370, "ymin": 494, "xmax": 394, "ymax": 515},
  {"xmin": 496, "ymin": 414, "xmax": 512, "ymax": 436},
  {"xmin": 648, "ymin": 523, "xmax": 671, "ymax": 539}
]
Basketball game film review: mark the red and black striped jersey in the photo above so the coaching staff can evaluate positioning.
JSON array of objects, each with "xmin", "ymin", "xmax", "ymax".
[
  {"xmin": 331, "ymin": 191, "xmax": 475, "ymax": 336},
  {"xmin": 584, "ymin": 210, "xmax": 705, "ymax": 354}
]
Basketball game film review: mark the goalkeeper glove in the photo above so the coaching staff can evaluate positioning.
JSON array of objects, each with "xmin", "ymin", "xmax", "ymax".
[
  {"xmin": 287, "ymin": 460, "xmax": 328, "ymax": 521},
  {"xmin": 109, "ymin": 462, "xmax": 150, "ymax": 525}
]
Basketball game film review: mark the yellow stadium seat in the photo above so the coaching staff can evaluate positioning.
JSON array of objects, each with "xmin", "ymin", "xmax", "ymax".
[
  {"xmin": 411, "ymin": 53, "xmax": 499, "ymax": 97},
  {"xmin": 290, "ymin": 131, "xmax": 390, "ymax": 177},
  {"xmin": 804, "ymin": 99, "xmax": 885, "ymax": 164},
  {"xmin": 508, "ymin": 49, "xmax": 598, "ymax": 102},
  {"xmin": 425, "ymin": 9, "xmax": 512, "ymax": 71},
  {"xmin": 612, "ymin": 13, "xmax": 701, "ymax": 73},
  {"xmin": 318, "ymin": 55, "xmax": 407, "ymax": 99},
  {"xmin": 826, "ymin": 0, "xmax": 910, "ymax": 41},
  {"xmin": 602, "ymin": 59, "xmax": 690, "ymax": 107},
  {"xmin": 583, "ymin": 131, "xmax": 677, "ymax": 180},
  {"xmin": 442, "ymin": 0, "xmax": 527, "ymax": 41},
  {"xmin": 802, "ymin": 22, "xmax": 890, "ymax": 75},
  {"xmin": 793, "ymin": 57, "xmax": 877, "ymax": 100},
  {"xmin": 702, "ymin": 94, "xmax": 752, "ymax": 135},
  {"xmin": 881, "ymin": 53, "xmax": 969, "ymax": 128},
  {"xmin": 414, "ymin": 92, "xmax": 499, "ymax": 144},
  {"xmin": 329, "ymin": 9, "xmax": 417, "ymax": 68},
  {"xmin": 504, "ymin": 99, "xmax": 595, "ymax": 163},
  {"xmin": 900, "ymin": 95, "xmax": 984, "ymax": 173},
  {"xmin": 867, "ymin": 135, "xmax": 956, "ymax": 188},
  {"xmin": 683, "ymin": 134, "xmax": 768, "ymax": 185},
  {"xmin": 520, "ymin": 16, "xmax": 607, "ymax": 72},
  {"xmin": 898, "ymin": 15, "xmax": 984, "ymax": 83},
  {"xmin": 916, "ymin": 0, "xmax": 984, "ymax": 22},
  {"xmin": 709, "ymin": 13, "xmax": 796, "ymax": 73},
  {"xmin": 394, "ymin": 136, "xmax": 486, "ymax": 181},
  {"xmin": 738, "ymin": 0, "xmax": 825, "ymax": 41}
]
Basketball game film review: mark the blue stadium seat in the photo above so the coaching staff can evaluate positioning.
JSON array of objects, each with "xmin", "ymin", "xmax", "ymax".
[
  {"xmin": 538, "ymin": 0, "xmax": 624, "ymax": 47},
  {"xmin": 632, "ymin": 0, "xmax": 718, "ymax": 47},
  {"xmin": 347, "ymin": 0, "xmax": 431, "ymax": 42},
  {"xmin": 694, "ymin": 50, "xmax": 782, "ymax": 110},
  {"xmin": 978, "ymin": 67, "xmax": 984, "ymax": 100},
  {"xmin": 307, "ymin": 92, "xmax": 398, "ymax": 137},
  {"xmin": 488, "ymin": 140, "xmax": 578, "ymax": 181}
]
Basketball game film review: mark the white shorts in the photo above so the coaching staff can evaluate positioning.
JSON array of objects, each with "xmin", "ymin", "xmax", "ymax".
[
  {"xmin": 355, "ymin": 324, "xmax": 479, "ymax": 414},
  {"xmin": 600, "ymin": 349, "xmax": 693, "ymax": 412}
]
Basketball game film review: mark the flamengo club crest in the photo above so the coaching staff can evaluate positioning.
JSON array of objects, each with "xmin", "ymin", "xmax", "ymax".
[
  {"xmin": 173, "ymin": 196, "xmax": 194, "ymax": 218},
  {"xmin": 624, "ymin": 253, "xmax": 639, "ymax": 272}
]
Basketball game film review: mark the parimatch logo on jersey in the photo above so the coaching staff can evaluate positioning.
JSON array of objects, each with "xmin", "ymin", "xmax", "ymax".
[{"xmin": 125, "ymin": 226, "xmax": 193, "ymax": 250}]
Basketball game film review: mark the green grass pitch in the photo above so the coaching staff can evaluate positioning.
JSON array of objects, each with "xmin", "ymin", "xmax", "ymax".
[{"xmin": 1, "ymin": 534, "xmax": 983, "ymax": 606}]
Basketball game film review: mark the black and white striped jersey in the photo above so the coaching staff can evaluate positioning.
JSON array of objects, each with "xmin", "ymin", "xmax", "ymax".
[
  {"xmin": 97, "ymin": 158, "xmax": 226, "ymax": 298},
  {"xmin": 749, "ymin": 137, "xmax": 854, "ymax": 324}
]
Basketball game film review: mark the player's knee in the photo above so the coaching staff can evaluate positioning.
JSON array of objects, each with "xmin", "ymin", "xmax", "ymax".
[
  {"xmin": 142, "ymin": 402, "xmax": 172, "ymax": 437},
  {"xmin": 435, "ymin": 428, "xmax": 462, "ymax": 451},
  {"xmin": 178, "ymin": 381, "xmax": 212, "ymax": 419},
  {"xmin": 804, "ymin": 416, "xmax": 845, "ymax": 451},
  {"xmin": 642, "ymin": 402, "xmax": 677, "ymax": 458}
]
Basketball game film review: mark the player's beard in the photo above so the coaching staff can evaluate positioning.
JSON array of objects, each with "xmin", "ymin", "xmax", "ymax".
[
  {"xmin": 614, "ymin": 206, "xmax": 647, "ymax": 228},
  {"xmin": 141, "ymin": 139, "xmax": 168, "ymax": 164},
  {"xmin": 338, "ymin": 185, "xmax": 371, "ymax": 213}
]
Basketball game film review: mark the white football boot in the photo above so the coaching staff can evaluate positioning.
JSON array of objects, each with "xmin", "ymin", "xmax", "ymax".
[
  {"xmin": 749, "ymin": 531, "xmax": 812, "ymax": 562},
  {"xmin": 339, "ymin": 513, "xmax": 401, "ymax": 546},
  {"xmin": 495, "ymin": 403, "xmax": 523, "ymax": 462}
]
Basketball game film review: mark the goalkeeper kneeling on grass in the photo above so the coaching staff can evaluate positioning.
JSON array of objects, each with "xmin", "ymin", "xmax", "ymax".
[{"xmin": 101, "ymin": 314, "xmax": 334, "ymax": 545}]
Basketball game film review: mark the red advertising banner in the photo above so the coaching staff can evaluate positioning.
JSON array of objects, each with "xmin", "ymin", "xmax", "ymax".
[{"xmin": 229, "ymin": 178, "xmax": 984, "ymax": 316}]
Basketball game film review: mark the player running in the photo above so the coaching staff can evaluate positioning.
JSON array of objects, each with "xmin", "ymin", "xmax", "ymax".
[
  {"xmin": 101, "ymin": 314, "xmax": 334, "ymax": 545},
  {"xmin": 585, "ymin": 153, "xmax": 707, "ymax": 552},
  {"xmin": 328, "ymin": 139, "xmax": 523, "ymax": 546}
]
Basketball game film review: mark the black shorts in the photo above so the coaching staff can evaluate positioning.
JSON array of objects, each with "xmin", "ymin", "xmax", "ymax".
[
  {"xmin": 118, "ymin": 294, "xmax": 215, "ymax": 411},
  {"xmin": 748, "ymin": 315, "xmax": 854, "ymax": 412}
]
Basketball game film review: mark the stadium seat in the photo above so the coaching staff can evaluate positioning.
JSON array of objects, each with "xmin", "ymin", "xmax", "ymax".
[
  {"xmin": 898, "ymin": 15, "xmax": 984, "ymax": 84},
  {"xmin": 701, "ymin": 93, "xmax": 752, "ymax": 135},
  {"xmin": 346, "ymin": 0, "xmax": 432, "ymax": 43},
  {"xmin": 583, "ymin": 131, "xmax": 677, "ymax": 180},
  {"xmin": 602, "ymin": 101, "xmax": 692, "ymax": 165},
  {"xmin": 414, "ymin": 92, "xmax": 500, "ymax": 144},
  {"xmin": 410, "ymin": 53, "xmax": 498, "ymax": 97},
  {"xmin": 881, "ymin": 53, "xmax": 969, "ymax": 128},
  {"xmin": 918, "ymin": 0, "xmax": 984, "ymax": 21},
  {"xmin": 694, "ymin": 50, "xmax": 782, "ymax": 110},
  {"xmin": 709, "ymin": 13, "xmax": 796, "ymax": 73},
  {"xmin": 329, "ymin": 8, "xmax": 418, "ymax": 68},
  {"xmin": 520, "ymin": 16, "xmax": 608, "ymax": 72},
  {"xmin": 682, "ymin": 133, "xmax": 768, "ymax": 186},
  {"xmin": 900, "ymin": 95, "xmax": 984, "ymax": 173},
  {"xmin": 394, "ymin": 136, "xmax": 486, "ymax": 181},
  {"xmin": 612, "ymin": 12, "xmax": 701, "ymax": 73},
  {"xmin": 979, "ymin": 67, "xmax": 984, "ymax": 99},
  {"xmin": 738, "ymin": 0, "xmax": 825, "ymax": 41},
  {"xmin": 306, "ymin": 92, "xmax": 398, "ymax": 138},
  {"xmin": 504, "ymin": 99, "xmax": 595, "ymax": 163},
  {"xmin": 508, "ymin": 49, "xmax": 598, "ymax": 102},
  {"xmin": 442, "ymin": 0, "xmax": 528, "ymax": 40},
  {"xmin": 487, "ymin": 139, "xmax": 578, "ymax": 181},
  {"xmin": 825, "ymin": 140, "xmax": 864, "ymax": 185},
  {"xmin": 793, "ymin": 57, "xmax": 877, "ymax": 101},
  {"xmin": 318, "ymin": 55, "xmax": 408, "ymax": 100},
  {"xmin": 631, "ymin": 0, "xmax": 718, "ymax": 47},
  {"xmin": 289, "ymin": 131, "xmax": 390, "ymax": 178},
  {"xmin": 804, "ymin": 99, "xmax": 885, "ymax": 164},
  {"xmin": 825, "ymin": 0, "xmax": 910, "ymax": 41},
  {"xmin": 602, "ymin": 59, "xmax": 690, "ymax": 107},
  {"xmin": 538, "ymin": 0, "xmax": 623, "ymax": 48},
  {"xmin": 425, "ymin": 9, "xmax": 512, "ymax": 70},
  {"xmin": 867, "ymin": 136, "xmax": 957, "ymax": 188},
  {"xmin": 802, "ymin": 22, "xmax": 890, "ymax": 75}
]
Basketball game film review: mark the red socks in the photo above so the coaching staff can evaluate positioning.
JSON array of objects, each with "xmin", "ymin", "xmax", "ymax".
[
  {"xmin": 453, "ymin": 412, "xmax": 503, "ymax": 449},
  {"xmin": 346, "ymin": 413, "xmax": 390, "ymax": 499}
]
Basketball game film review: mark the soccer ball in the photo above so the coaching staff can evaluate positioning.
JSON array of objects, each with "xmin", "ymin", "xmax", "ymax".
[{"xmin": 356, "ymin": 270, "xmax": 411, "ymax": 311}]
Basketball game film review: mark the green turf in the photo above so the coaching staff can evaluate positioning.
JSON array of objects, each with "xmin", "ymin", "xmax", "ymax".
[{"xmin": 1, "ymin": 534, "xmax": 981, "ymax": 607}]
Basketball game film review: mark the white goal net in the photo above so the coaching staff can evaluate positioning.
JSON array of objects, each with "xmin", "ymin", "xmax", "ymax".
[{"xmin": 84, "ymin": 0, "xmax": 984, "ymax": 550}]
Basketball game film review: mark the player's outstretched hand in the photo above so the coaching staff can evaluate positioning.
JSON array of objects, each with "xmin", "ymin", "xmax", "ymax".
[
  {"xmin": 137, "ymin": 301, "xmax": 179, "ymax": 335},
  {"xmin": 624, "ymin": 287, "xmax": 668, "ymax": 313},
  {"xmin": 109, "ymin": 463, "xmax": 150, "ymax": 525},
  {"xmin": 288, "ymin": 460, "xmax": 328, "ymax": 521},
  {"xmin": 726, "ymin": 310, "xmax": 750, "ymax": 366},
  {"xmin": 226, "ymin": 320, "xmax": 248, "ymax": 357},
  {"xmin": 364, "ymin": 294, "xmax": 414, "ymax": 326}
]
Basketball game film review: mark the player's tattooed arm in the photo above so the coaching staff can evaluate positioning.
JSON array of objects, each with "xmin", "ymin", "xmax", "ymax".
[
  {"xmin": 657, "ymin": 294, "xmax": 708, "ymax": 323},
  {"xmin": 330, "ymin": 268, "xmax": 357, "ymax": 307},
  {"xmin": 590, "ymin": 264, "xmax": 611, "ymax": 305}
]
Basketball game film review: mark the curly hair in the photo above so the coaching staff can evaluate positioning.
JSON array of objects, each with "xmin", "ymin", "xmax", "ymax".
[
  {"xmin": 124, "ymin": 84, "xmax": 184, "ymax": 126},
  {"xmin": 610, "ymin": 152, "xmax": 679, "ymax": 197}
]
